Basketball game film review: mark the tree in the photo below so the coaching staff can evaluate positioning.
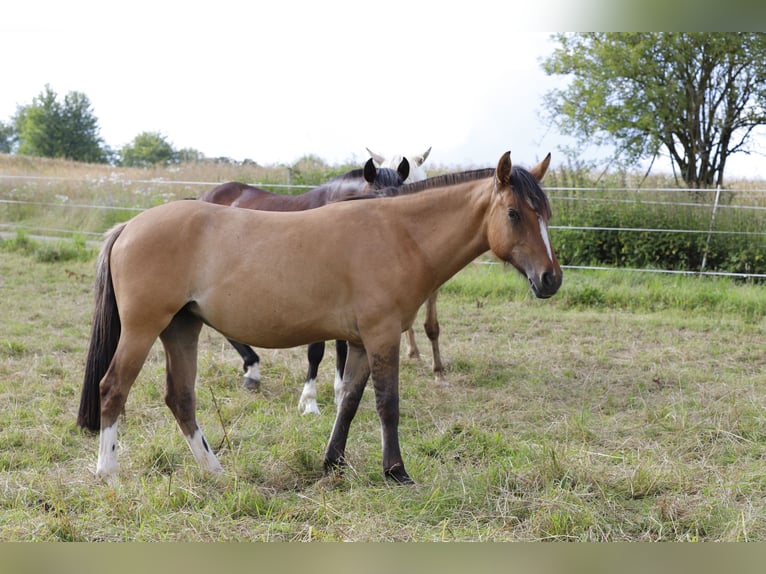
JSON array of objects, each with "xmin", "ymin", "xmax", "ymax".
[
  {"xmin": 542, "ymin": 33, "xmax": 766, "ymax": 187},
  {"xmin": 0, "ymin": 120, "xmax": 15, "ymax": 153},
  {"xmin": 13, "ymin": 85, "xmax": 108, "ymax": 163},
  {"xmin": 119, "ymin": 131, "xmax": 176, "ymax": 167},
  {"xmin": 175, "ymin": 147, "xmax": 205, "ymax": 163}
]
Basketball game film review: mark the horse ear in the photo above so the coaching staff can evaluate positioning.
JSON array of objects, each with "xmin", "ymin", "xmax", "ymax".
[
  {"xmin": 413, "ymin": 147, "xmax": 431, "ymax": 166},
  {"xmin": 397, "ymin": 157, "xmax": 410, "ymax": 182},
  {"xmin": 495, "ymin": 151, "xmax": 512, "ymax": 187},
  {"xmin": 364, "ymin": 158, "xmax": 377, "ymax": 183},
  {"xmin": 529, "ymin": 153, "xmax": 551, "ymax": 182},
  {"xmin": 366, "ymin": 147, "xmax": 386, "ymax": 167}
]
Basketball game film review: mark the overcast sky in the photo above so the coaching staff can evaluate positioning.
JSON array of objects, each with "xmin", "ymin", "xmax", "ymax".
[{"xmin": 3, "ymin": 2, "xmax": 765, "ymax": 178}]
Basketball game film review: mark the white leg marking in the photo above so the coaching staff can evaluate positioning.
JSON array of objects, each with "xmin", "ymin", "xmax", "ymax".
[
  {"xmin": 186, "ymin": 429, "xmax": 223, "ymax": 475},
  {"xmin": 244, "ymin": 363, "xmax": 261, "ymax": 388},
  {"xmin": 334, "ymin": 369, "xmax": 344, "ymax": 406},
  {"xmin": 299, "ymin": 378, "xmax": 321, "ymax": 415},
  {"xmin": 539, "ymin": 217, "xmax": 554, "ymax": 262},
  {"xmin": 96, "ymin": 422, "xmax": 120, "ymax": 485}
]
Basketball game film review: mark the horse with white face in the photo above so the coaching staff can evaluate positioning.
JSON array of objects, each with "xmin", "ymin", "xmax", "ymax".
[{"xmin": 366, "ymin": 147, "xmax": 431, "ymax": 183}]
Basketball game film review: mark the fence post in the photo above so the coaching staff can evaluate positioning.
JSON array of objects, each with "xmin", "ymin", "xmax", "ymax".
[{"xmin": 700, "ymin": 184, "xmax": 722, "ymax": 273}]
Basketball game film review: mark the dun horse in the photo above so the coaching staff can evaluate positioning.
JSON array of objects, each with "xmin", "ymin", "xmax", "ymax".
[
  {"xmin": 77, "ymin": 151, "xmax": 561, "ymax": 485},
  {"xmin": 200, "ymin": 158, "xmax": 410, "ymax": 415}
]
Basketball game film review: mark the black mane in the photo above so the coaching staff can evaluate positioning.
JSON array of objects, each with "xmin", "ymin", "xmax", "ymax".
[{"xmin": 395, "ymin": 165, "xmax": 551, "ymax": 218}]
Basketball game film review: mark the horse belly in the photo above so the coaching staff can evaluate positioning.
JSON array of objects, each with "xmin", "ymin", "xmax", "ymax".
[{"xmin": 191, "ymin": 258, "xmax": 359, "ymax": 349}]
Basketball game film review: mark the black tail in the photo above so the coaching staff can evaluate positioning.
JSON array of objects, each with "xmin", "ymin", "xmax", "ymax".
[{"xmin": 77, "ymin": 224, "xmax": 126, "ymax": 431}]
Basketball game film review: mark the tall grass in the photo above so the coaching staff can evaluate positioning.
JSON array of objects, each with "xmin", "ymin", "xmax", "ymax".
[
  {"xmin": 0, "ymin": 153, "xmax": 363, "ymax": 238},
  {"xmin": 2, "ymin": 153, "xmax": 764, "ymax": 274},
  {"xmin": 443, "ymin": 260, "xmax": 765, "ymax": 321}
]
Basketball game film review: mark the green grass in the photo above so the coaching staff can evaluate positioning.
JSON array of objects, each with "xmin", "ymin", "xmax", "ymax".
[
  {"xmin": 0, "ymin": 249, "xmax": 764, "ymax": 541},
  {"xmin": 0, "ymin": 229, "xmax": 96, "ymax": 262}
]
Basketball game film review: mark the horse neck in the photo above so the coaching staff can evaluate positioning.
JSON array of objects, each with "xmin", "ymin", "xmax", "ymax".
[{"xmin": 394, "ymin": 177, "xmax": 493, "ymax": 285}]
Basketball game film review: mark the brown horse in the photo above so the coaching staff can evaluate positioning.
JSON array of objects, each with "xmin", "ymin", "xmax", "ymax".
[
  {"xmin": 77, "ymin": 151, "xmax": 561, "ymax": 485},
  {"xmin": 199, "ymin": 158, "xmax": 410, "ymax": 415},
  {"xmin": 199, "ymin": 157, "xmax": 409, "ymax": 210}
]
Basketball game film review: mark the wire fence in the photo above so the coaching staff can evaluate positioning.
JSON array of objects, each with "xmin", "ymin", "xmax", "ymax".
[{"xmin": 2, "ymin": 174, "xmax": 765, "ymax": 279}]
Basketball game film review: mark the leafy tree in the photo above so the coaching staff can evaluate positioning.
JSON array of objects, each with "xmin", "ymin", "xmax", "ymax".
[
  {"xmin": 175, "ymin": 147, "xmax": 205, "ymax": 163},
  {"xmin": 0, "ymin": 120, "xmax": 16, "ymax": 153},
  {"xmin": 119, "ymin": 131, "xmax": 176, "ymax": 167},
  {"xmin": 542, "ymin": 33, "xmax": 766, "ymax": 187},
  {"xmin": 13, "ymin": 85, "xmax": 108, "ymax": 163}
]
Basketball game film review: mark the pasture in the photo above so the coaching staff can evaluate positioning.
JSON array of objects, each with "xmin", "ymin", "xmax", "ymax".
[{"xmin": 0, "ymin": 238, "xmax": 764, "ymax": 541}]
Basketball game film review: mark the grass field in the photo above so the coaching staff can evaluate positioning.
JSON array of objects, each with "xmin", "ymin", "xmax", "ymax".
[{"xmin": 0, "ymin": 239, "xmax": 763, "ymax": 541}]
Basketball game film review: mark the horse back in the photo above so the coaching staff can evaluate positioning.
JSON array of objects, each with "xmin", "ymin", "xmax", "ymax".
[
  {"xmin": 198, "ymin": 181, "xmax": 257, "ymax": 205},
  {"xmin": 110, "ymin": 199, "xmax": 428, "ymax": 347},
  {"xmin": 200, "ymin": 181, "xmax": 329, "ymax": 211}
]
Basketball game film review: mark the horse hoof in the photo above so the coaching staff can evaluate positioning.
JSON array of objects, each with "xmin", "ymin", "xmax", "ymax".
[
  {"xmin": 434, "ymin": 372, "xmax": 449, "ymax": 386},
  {"xmin": 384, "ymin": 464, "xmax": 414, "ymax": 485},
  {"xmin": 242, "ymin": 376, "xmax": 260, "ymax": 391},
  {"xmin": 323, "ymin": 457, "xmax": 346, "ymax": 475},
  {"xmin": 298, "ymin": 400, "xmax": 321, "ymax": 416}
]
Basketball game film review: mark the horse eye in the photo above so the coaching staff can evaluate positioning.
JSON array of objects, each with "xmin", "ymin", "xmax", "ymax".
[{"xmin": 507, "ymin": 208, "xmax": 520, "ymax": 221}]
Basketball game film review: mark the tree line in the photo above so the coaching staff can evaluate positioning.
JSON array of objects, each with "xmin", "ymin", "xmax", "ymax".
[
  {"xmin": 0, "ymin": 85, "xmax": 205, "ymax": 167},
  {"xmin": 3, "ymin": 34, "xmax": 766, "ymax": 185}
]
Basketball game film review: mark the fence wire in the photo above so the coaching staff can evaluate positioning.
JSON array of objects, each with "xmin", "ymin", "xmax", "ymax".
[{"xmin": 2, "ymin": 175, "xmax": 764, "ymax": 279}]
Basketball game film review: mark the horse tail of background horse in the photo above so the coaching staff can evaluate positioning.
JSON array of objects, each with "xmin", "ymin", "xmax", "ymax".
[{"xmin": 76, "ymin": 223, "xmax": 126, "ymax": 432}]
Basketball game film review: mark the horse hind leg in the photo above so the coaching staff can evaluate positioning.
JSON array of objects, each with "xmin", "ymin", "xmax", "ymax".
[
  {"xmin": 333, "ymin": 340, "xmax": 348, "ymax": 406},
  {"xmin": 404, "ymin": 327, "xmax": 420, "ymax": 360},
  {"xmin": 227, "ymin": 339, "xmax": 261, "ymax": 391},
  {"xmin": 299, "ymin": 341, "xmax": 325, "ymax": 415},
  {"xmin": 424, "ymin": 290, "xmax": 446, "ymax": 384},
  {"xmin": 160, "ymin": 310, "xmax": 223, "ymax": 476},
  {"xmin": 96, "ymin": 333, "xmax": 158, "ymax": 484}
]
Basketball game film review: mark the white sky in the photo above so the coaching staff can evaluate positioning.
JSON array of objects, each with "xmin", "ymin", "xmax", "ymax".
[{"xmin": 2, "ymin": 2, "xmax": 765, "ymax": 178}]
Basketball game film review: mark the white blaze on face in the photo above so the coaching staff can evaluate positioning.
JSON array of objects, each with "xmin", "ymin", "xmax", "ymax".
[{"xmin": 539, "ymin": 217, "xmax": 554, "ymax": 262}]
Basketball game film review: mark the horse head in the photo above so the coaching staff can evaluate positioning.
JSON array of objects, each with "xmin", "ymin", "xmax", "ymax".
[
  {"xmin": 363, "ymin": 157, "xmax": 410, "ymax": 196},
  {"xmin": 366, "ymin": 147, "xmax": 431, "ymax": 183},
  {"xmin": 488, "ymin": 152, "xmax": 562, "ymax": 299}
]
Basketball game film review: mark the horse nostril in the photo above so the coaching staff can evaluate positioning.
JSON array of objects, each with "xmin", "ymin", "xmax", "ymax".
[{"xmin": 540, "ymin": 270, "xmax": 561, "ymax": 294}]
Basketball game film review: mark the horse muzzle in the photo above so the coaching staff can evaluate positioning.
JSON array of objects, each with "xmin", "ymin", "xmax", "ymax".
[{"xmin": 528, "ymin": 268, "xmax": 562, "ymax": 299}]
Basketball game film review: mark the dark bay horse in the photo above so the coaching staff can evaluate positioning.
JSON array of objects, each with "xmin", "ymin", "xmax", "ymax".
[
  {"xmin": 77, "ymin": 151, "xmax": 561, "ymax": 485},
  {"xmin": 200, "ymin": 158, "xmax": 410, "ymax": 415}
]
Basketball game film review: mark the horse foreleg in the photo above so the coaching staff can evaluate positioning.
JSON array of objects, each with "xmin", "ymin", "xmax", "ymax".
[
  {"xmin": 227, "ymin": 339, "xmax": 261, "ymax": 391},
  {"xmin": 423, "ymin": 290, "xmax": 446, "ymax": 384},
  {"xmin": 299, "ymin": 341, "xmax": 325, "ymax": 415},
  {"xmin": 161, "ymin": 312, "xmax": 223, "ymax": 476},
  {"xmin": 369, "ymin": 343, "xmax": 412, "ymax": 484},
  {"xmin": 324, "ymin": 342, "xmax": 370, "ymax": 473},
  {"xmin": 333, "ymin": 340, "xmax": 348, "ymax": 406}
]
